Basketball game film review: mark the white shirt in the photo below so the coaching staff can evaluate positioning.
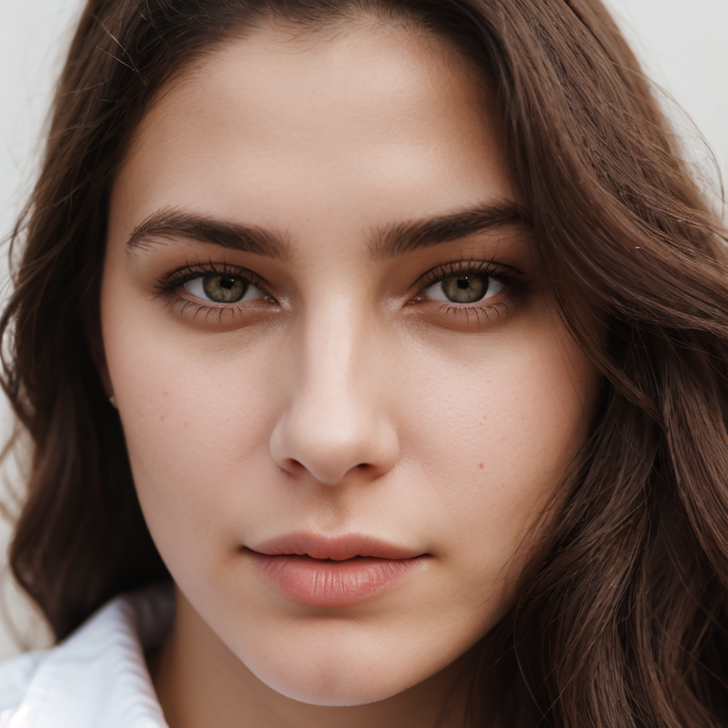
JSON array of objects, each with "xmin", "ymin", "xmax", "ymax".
[{"xmin": 0, "ymin": 583, "xmax": 174, "ymax": 728}]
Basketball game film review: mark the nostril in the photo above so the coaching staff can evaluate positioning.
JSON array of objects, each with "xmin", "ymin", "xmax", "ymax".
[{"xmin": 279, "ymin": 458, "xmax": 306, "ymax": 476}]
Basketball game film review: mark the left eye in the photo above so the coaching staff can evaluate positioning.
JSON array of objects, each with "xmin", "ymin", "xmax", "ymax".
[
  {"xmin": 424, "ymin": 273, "xmax": 504, "ymax": 304},
  {"xmin": 183, "ymin": 274, "xmax": 265, "ymax": 304}
]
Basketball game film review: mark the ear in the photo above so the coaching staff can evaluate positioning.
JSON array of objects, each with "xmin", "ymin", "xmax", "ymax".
[{"xmin": 84, "ymin": 300, "xmax": 115, "ymax": 401}]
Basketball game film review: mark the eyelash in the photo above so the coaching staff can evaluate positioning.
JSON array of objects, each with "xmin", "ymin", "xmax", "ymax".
[
  {"xmin": 156, "ymin": 261, "xmax": 271, "ymax": 297},
  {"xmin": 416, "ymin": 259, "xmax": 524, "ymax": 293},
  {"xmin": 413, "ymin": 259, "xmax": 527, "ymax": 323},
  {"xmin": 154, "ymin": 258, "xmax": 526, "ymax": 324}
]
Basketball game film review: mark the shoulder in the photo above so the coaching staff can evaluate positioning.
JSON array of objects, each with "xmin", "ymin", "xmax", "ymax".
[{"xmin": 0, "ymin": 583, "xmax": 174, "ymax": 728}]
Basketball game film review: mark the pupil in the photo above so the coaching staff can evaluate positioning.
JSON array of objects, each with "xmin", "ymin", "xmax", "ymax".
[
  {"xmin": 220, "ymin": 277, "xmax": 236, "ymax": 290},
  {"xmin": 457, "ymin": 277, "xmax": 470, "ymax": 289}
]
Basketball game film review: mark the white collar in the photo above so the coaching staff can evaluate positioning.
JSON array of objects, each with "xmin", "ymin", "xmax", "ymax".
[{"xmin": 0, "ymin": 583, "xmax": 173, "ymax": 728}]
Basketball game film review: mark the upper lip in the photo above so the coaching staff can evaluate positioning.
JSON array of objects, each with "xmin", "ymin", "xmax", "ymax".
[{"xmin": 248, "ymin": 532, "xmax": 425, "ymax": 561}]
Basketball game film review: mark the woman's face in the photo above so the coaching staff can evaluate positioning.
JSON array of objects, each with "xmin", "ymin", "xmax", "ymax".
[{"xmin": 102, "ymin": 21, "xmax": 600, "ymax": 709}]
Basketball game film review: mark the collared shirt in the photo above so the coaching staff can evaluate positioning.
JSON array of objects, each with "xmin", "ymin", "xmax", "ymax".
[{"xmin": 0, "ymin": 584, "xmax": 173, "ymax": 728}]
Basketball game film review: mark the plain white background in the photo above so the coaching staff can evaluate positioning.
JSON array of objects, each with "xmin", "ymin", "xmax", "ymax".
[{"xmin": 0, "ymin": 0, "xmax": 726, "ymax": 660}]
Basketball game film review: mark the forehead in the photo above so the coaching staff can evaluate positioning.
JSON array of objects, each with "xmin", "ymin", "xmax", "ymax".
[{"xmin": 111, "ymin": 22, "xmax": 513, "ymax": 245}]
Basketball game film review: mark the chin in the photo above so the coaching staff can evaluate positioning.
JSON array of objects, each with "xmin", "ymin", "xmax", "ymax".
[
  {"xmin": 257, "ymin": 670, "xmax": 402, "ymax": 708},
  {"xmin": 270, "ymin": 683, "xmax": 399, "ymax": 708},
  {"xmin": 243, "ymin": 648, "xmax": 424, "ymax": 707}
]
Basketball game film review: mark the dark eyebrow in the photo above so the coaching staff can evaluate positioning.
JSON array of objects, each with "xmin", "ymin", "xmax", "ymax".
[
  {"xmin": 127, "ymin": 201, "xmax": 529, "ymax": 261},
  {"xmin": 370, "ymin": 200, "xmax": 531, "ymax": 260},
  {"xmin": 126, "ymin": 207, "xmax": 291, "ymax": 261}
]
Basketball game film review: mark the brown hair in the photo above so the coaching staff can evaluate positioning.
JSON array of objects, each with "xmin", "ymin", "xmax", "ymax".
[{"xmin": 2, "ymin": 0, "xmax": 727, "ymax": 725}]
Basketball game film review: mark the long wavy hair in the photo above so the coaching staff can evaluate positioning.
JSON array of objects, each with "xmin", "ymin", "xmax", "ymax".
[{"xmin": 2, "ymin": 0, "xmax": 727, "ymax": 725}]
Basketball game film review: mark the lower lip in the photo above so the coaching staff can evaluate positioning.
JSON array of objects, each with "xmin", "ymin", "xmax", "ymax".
[{"xmin": 249, "ymin": 553, "xmax": 425, "ymax": 607}]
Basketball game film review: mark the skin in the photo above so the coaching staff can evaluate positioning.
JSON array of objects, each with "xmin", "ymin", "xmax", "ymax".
[{"xmin": 101, "ymin": 19, "xmax": 601, "ymax": 728}]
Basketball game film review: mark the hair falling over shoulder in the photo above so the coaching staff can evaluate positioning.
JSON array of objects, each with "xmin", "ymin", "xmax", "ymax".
[{"xmin": 1, "ymin": 0, "xmax": 727, "ymax": 725}]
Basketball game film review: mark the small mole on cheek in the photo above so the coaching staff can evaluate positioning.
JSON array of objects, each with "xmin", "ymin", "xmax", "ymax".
[
  {"xmin": 183, "ymin": 423, "xmax": 189, "ymax": 428},
  {"xmin": 163, "ymin": 391, "xmax": 170, "ymax": 397},
  {"xmin": 160, "ymin": 416, "xmax": 165, "ymax": 422},
  {"xmin": 479, "ymin": 463, "xmax": 484, "ymax": 469}
]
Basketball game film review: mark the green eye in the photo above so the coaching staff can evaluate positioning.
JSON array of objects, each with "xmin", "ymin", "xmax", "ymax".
[
  {"xmin": 202, "ymin": 275, "xmax": 247, "ymax": 303},
  {"xmin": 184, "ymin": 274, "xmax": 263, "ymax": 304},
  {"xmin": 426, "ymin": 274, "xmax": 503, "ymax": 304},
  {"xmin": 441, "ymin": 274, "xmax": 488, "ymax": 303}
]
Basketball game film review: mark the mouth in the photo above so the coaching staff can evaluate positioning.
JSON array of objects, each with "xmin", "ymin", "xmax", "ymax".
[{"xmin": 246, "ymin": 533, "xmax": 429, "ymax": 607}]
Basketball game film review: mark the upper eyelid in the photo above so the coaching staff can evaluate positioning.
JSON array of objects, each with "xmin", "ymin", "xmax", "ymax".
[{"xmin": 415, "ymin": 260, "xmax": 525, "ymax": 290}]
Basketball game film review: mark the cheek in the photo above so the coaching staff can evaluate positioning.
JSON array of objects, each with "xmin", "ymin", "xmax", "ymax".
[
  {"xmin": 101, "ymin": 291, "xmax": 287, "ymax": 568},
  {"xmin": 403, "ymin": 322, "xmax": 598, "ymax": 560}
]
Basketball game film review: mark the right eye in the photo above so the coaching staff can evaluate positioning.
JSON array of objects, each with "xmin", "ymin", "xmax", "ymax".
[
  {"xmin": 423, "ymin": 272, "xmax": 505, "ymax": 304},
  {"xmin": 183, "ymin": 274, "xmax": 266, "ymax": 304}
]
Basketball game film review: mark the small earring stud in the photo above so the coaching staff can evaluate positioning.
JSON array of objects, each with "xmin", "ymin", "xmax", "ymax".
[{"xmin": 109, "ymin": 396, "xmax": 118, "ymax": 409}]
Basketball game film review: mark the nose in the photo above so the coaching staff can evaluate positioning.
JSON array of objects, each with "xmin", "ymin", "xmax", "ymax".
[{"xmin": 269, "ymin": 310, "xmax": 400, "ymax": 486}]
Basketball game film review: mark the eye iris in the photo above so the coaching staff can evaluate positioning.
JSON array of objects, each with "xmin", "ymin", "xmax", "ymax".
[
  {"xmin": 202, "ymin": 275, "xmax": 247, "ymax": 303},
  {"xmin": 441, "ymin": 274, "xmax": 489, "ymax": 303}
]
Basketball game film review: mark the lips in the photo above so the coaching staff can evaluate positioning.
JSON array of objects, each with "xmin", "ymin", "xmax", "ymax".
[{"xmin": 247, "ymin": 533, "xmax": 428, "ymax": 607}]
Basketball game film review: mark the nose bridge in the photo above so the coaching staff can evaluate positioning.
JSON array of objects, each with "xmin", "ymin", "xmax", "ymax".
[
  {"xmin": 270, "ymin": 297, "xmax": 399, "ymax": 485},
  {"xmin": 303, "ymin": 299, "xmax": 362, "ymax": 404}
]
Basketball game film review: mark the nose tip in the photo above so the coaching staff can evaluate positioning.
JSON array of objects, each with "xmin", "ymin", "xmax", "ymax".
[{"xmin": 269, "ymin": 397, "xmax": 399, "ymax": 486}]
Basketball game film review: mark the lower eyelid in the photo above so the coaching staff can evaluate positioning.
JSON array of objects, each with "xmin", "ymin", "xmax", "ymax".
[{"xmin": 435, "ymin": 299, "xmax": 514, "ymax": 326}]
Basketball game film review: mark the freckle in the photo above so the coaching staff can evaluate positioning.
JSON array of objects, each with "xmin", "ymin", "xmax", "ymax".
[
  {"xmin": 163, "ymin": 391, "xmax": 170, "ymax": 397},
  {"xmin": 479, "ymin": 463, "xmax": 484, "ymax": 469},
  {"xmin": 160, "ymin": 416, "xmax": 165, "ymax": 422},
  {"xmin": 183, "ymin": 422, "xmax": 188, "ymax": 428}
]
